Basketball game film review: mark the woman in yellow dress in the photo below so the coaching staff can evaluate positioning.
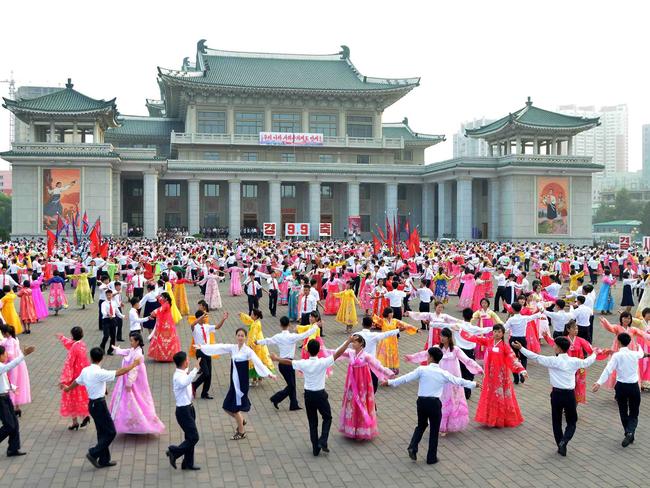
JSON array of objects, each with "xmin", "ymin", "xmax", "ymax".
[
  {"xmin": 239, "ymin": 310, "xmax": 274, "ymax": 385},
  {"xmin": 568, "ymin": 267, "xmax": 585, "ymax": 292},
  {"xmin": 373, "ymin": 306, "xmax": 417, "ymax": 373},
  {"xmin": 334, "ymin": 281, "xmax": 359, "ymax": 333},
  {"xmin": 163, "ymin": 277, "xmax": 182, "ymax": 323},
  {"xmin": 172, "ymin": 277, "xmax": 192, "ymax": 316},
  {"xmin": 66, "ymin": 268, "xmax": 94, "ymax": 309},
  {"xmin": 1, "ymin": 287, "xmax": 23, "ymax": 334}
]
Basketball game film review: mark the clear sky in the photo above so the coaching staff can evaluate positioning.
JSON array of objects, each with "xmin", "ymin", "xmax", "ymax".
[{"xmin": 0, "ymin": 0, "xmax": 647, "ymax": 170}]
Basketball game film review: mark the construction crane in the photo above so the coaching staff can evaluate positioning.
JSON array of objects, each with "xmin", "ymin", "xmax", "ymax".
[{"xmin": 0, "ymin": 71, "xmax": 16, "ymax": 145}]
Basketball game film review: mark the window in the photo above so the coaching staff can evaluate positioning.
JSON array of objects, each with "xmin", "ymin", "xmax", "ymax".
[
  {"xmin": 281, "ymin": 153, "xmax": 296, "ymax": 162},
  {"xmin": 130, "ymin": 212, "xmax": 143, "ymax": 226},
  {"xmin": 204, "ymin": 151, "xmax": 220, "ymax": 160},
  {"xmin": 360, "ymin": 215, "xmax": 371, "ymax": 232},
  {"xmin": 319, "ymin": 154, "xmax": 335, "ymax": 163},
  {"xmin": 242, "ymin": 184, "xmax": 258, "ymax": 198},
  {"xmin": 346, "ymin": 115, "xmax": 373, "ymax": 138},
  {"xmin": 281, "ymin": 184, "xmax": 296, "ymax": 199},
  {"xmin": 197, "ymin": 111, "xmax": 226, "ymax": 134},
  {"xmin": 235, "ymin": 112, "xmax": 263, "ymax": 135},
  {"xmin": 204, "ymin": 183, "xmax": 220, "ymax": 197},
  {"xmin": 395, "ymin": 149, "xmax": 413, "ymax": 161},
  {"xmin": 132, "ymin": 187, "xmax": 143, "ymax": 197},
  {"xmin": 321, "ymin": 184, "xmax": 333, "ymax": 199},
  {"xmin": 242, "ymin": 152, "xmax": 258, "ymax": 162},
  {"xmin": 164, "ymin": 183, "xmax": 181, "ymax": 197},
  {"xmin": 204, "ymin": 213, "xmax": 219, "ymax": 227},
  {"xmin": 356, "ymin": 154, "xmax": 370, "ymax": 164},
  {"xmin": 359, "ymin": 184, "xmax": 370, "ymax": 199},
  {"xmin": 397, "ymin": 185, "xmax": 406, "ymax": 200},
  {"xmin": 272, "ymin": 113, "xmax": 301, "ymax": 133},
  {"xmin": 164, "ymin": 212, "xmax": 181, "ymax": 228},
  {"xmin": 309, "ymin": 113, "xmax": 337, "ymax": 136}
]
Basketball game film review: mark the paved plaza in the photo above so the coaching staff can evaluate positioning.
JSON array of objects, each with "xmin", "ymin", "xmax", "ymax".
[{"xmin": 0, "ymin": 283, "xmax": 647, "ymax": 488}]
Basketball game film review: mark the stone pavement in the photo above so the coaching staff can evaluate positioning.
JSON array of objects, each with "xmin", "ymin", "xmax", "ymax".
[{"xmin": 0, "ymin": 282, "xmax": 647, "ymax": 488}]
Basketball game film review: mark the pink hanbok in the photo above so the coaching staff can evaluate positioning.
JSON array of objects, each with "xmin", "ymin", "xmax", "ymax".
[
  {"xmin": 1, "ymin": 336, "xmax": 31, "ymax": 406},
  {"xmin": 359, "ymin": 278, "xmax": 375, "ymax": 311},
  {"xmin": 337, "ymin": 349, "xmax": 394, "ymax": 440},
  {"xmin": 200, "ymin": 273, "xmax": 223, "ymax": 309},
  {"xmin": 323, "ymin": 279, "xmax": 343, "ymax": 315},
  {"xmin": 109, "ymin": 346, "xmax": 165, "ymax": 434},
  {"xmin": 457, "ymin": 274, "xmax": 476, "ymax": 309},
  {"xmin": 406, "ymin": 346, "xmax": 482, "ymax": 432},
  {"xmin": 47, "ymin": 276, "xmax": 68, "ymax": 311},
  {"xmin": 448, "ymin": 264, "xmax": 462, "ymax": 295},
  {"xmin": 30, "ymin": 277, "xmax": 48, "ymax": 320},
  {"xmin": 228, "ymin": 267, "xmax": 245, "ymax": 296}
]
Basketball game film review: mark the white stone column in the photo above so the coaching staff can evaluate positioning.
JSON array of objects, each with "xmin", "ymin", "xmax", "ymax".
[
  {"xmin": 338, "ymin": 111, "xmax": 346, "ymax": 138},
  {"xmin": 186, "ymin": 105, "xmax": 196, "ymax": 133},
  {"xmin": 456, "ymin": 177, "xmax": 473, "ymax": 240},
  {"xmin": 92, "ymin": 123, "xmax": 99, "ymax": 143},
  {"xmin": 111, "ymin": 170, "xmax": 122, "ymax": 235},
  {"xmin": 551, "ymin": 137, "xmax": 557, "ymax": 155},
  {"xmin": 516, "ymin": 137, "xmax": 522, "ymax": 155},
  {"xmin": 347, "ymin": 181, "xmax": 360, "ymax": 218},
  {"xmin": 567, "ymin": 136, "xmax": 573, "ymax": 155},
  {"xmin": 73, "ymin": 122, "xmax": 79, "ymax": 144},
  {"xmin": 488, "ymin": 178, "xmax": 500, "ymax": 241},
  {"xmin": 228, "ymin": 180, "xmax": 241, "ymax": 240},
  {"xmin": 385, "ymin": 182, "xmax": 398, "ymax": 223},
  {"xmin": 264, "ymin": 107, "xmax": 272, "ymax": 132},
  {"xmin": 227, "ymin": 107, "xmax": 235, "ymax": 134},
  {"xmin": 373, "ymin": 111, "xmax": 382, "ymax": 138},
  {"xmin": 143, "ymin": 171, "xmax": 158, "ymax": 238},
  {"xmin": 533, "ymin": 137, "xmax": 539, "ymax": 155},
  {"xmin": 421, "ymin": 183, "xmax": 433, "ymax": 238},
  {"xmin": 268, "ymin": 180, "xmax": 281, "ymax": 238},
  {"xmin": 437, "ymin": 181, "xmax": 451, "ymax": 238},
  {"xmin": 302, "ymin": 109, "xmax": 309, "ymax": 134},
  {"xmin": 49, "ymin": 121, "xmax": 56, "ymax": 142},
  {"xmin": 308, "ymin": 181, "xmax": 321, "ymax": 239},
  {"xmin": 188, "ymin": 179, "xmax": 200, "ymax": 235}
]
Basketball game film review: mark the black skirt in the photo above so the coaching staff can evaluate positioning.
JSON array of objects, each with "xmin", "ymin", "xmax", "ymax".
[
  {"xmin": 621, "ymin": 284, "xmax": 634, "ymax": 307},
  {"xmin": 142, "ymin": 300, "xmax": 161, "ymax": 330},
  {"xmin": 223, "ymin": 360, "xmax": 251, "ymax": 413}
]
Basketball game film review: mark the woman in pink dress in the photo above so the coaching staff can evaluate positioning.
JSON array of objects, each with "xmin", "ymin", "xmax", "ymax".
[
  {"xmin": 359, "ymin": 275, "xmax": 375, "ymax": 315},
  {"xmin": 0, "ymin": 324, "xmax": 31, "ymax": 416},
  {"xmin": 323, "ymin": 275, "xmax": 343, "ymax": 315},
  {"xmin": 47, "ymin": 271, "xmax": 68, "ymax": 314},
  {"xmin": 600, "ymin": 313, "xmax": 643, "ymax": 388},
  {"xmin": 30, "ymin": 273, "xmax": 48, "ymax": 320},
  {"xmin": 57, "ymin": 327, "xmax": 90, "ymax": 430},
  {"xmin": 336, "ymin": 334, "xmax": 395, "ymax": 440},
  {"xmin": 148, "ymin": 293, "xmax": 182, "ymax": 362},
  {"xmin": 447, "ymin": 261, "xmax": 462, "ymax": 296},
  {"xmin": 17, "ymin": 282, "xmax": 38, "ymax": 332},
  {"xmin": 110, "ymin": 332, "xmax": 165, "ymax": 434},
  {"xmin": 405, "ymin": 328, "xmax": 483, "ymax": 433},
  {"xmin": 471, "ymin": 272, "xmax": 487, "ymax": 311},
  {"xmin": 457, "ymin": 271, "xmax": 476, "ymax": 310},
  {"xmin": 199, "ymin": 269, "xmax": 224, "ymax": 309},
  {"xmin": 228, "ymin": 265, "xmax": 245, "ymax": 296}
]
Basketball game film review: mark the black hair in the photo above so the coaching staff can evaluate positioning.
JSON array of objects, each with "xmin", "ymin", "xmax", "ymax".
[
  {"xmin": 130, "ymin": 331, "xmax": 145, "ymax": 349},
  {"xmin": 352, "ymin": 334, "xmax": 366, "ymax": 348},
  {"xmin": 642, "ymin": 307, "xmax": 650, "ymax": 317},
  {"xmin": 462, "ymin": 308, "xmax": 473, "ymax": 322},
  {"xmin": 555, "ymin": 299, "xmax": 566, "ymax": 309},
  {"xmin": 251, "ymin": 309, "xmax": 263, "ymax": 320},
  {"xmin": 382, "ymin": 306, "xmax": 393, "ymax": 318},
  {"xmin": 512, "ymin": 302, "xmax": 522, "ymax": 313},
  {"xmin": 195, "ymin": 310, "xmax": 205, "ymax": 319},
  {"xmin": 428, "ymin": 346, "xmax": 443, "ymax": 363},
  {"xmin": 307, "ymin": 339, "xmax": 321, "ymax": 356},
  {"xmin": 576, "ymin": 295, "xmax": 586, "ymax": 304},
  {"xmin": 493, "ymin": 323, "xmax": 506, "ymax": 334},
  {"xmin": 440, "ymin": 328, "xmax": 454, "ymax": 351},
  {"xmin": 563, "ymin": 320, "xmax": 578, "ymax": 336},
  {"xmin": 235, "ymin": 327, "xmax": 248, "ymax": 336},
  {"xmin": 362, "ymin": 316, "xmax": 373, "ymax": 328},
  {"xmin": 554, "ymin": 336, "xmax": 571, "ymax": 353},
  {"xmin": 480, "ymin": 298, "xmax": 490, "ymax": 307},
  {"xmin": 173, "ymin": 351, "xmax": 187, "ymax": 367},
  {"xmin": 71, "ymin": 326, "xmax": 83, "ymax": 341},
  {"xmin": 280, "ymin": 316, "xmax": 290, "ymax": 327},
  {"xmin": 90, "ymin": 347, "xmax": 104, "ymax": 363},
  {"xmin": 618, "ymin": 332, "xmax": 632, "ymax": 347},
  {"xmin": 129, "ymin": 297, "xmax": 139, "ymax": 306}
]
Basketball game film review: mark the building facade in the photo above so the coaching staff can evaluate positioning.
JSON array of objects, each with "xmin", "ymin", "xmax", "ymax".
[
  {"xmin": 1, "ymin": 41, "xmax": 602, "ymax": 243},
  {"xmin": 452, "ymin": 118, "xmax": 494, "ymax": 158},
  {"xmin": 0, "ymin": 170, "xmax": 11, "ymax": 196},
  {"xmin": 643, "ymin": 124, "xmax": 650, "ymax": 181}
]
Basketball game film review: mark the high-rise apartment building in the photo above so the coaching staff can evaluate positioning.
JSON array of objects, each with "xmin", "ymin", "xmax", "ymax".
[{"xmin": 452, "ymin": 118, "xmax": 494, "ymax": 158}]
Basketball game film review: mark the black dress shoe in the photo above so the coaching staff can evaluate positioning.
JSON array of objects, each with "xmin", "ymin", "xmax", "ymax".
[
  {"xmin": 271, "ymin": 399, "xmax": 279, "ymax": 410},
  {"xmin": 407, "ymin": 448, "xmax": 417, "ymax": 461},
  {"xmin": 200, "ymin": 394, "xmax": 214, "ymax": 400},
  {"xmin": 312, "ymin": 447, "xmax": 321, "ymax": 457},
  {"xmin": 557, "ymin": 440, "xmax": 567, "ymax": 456},
  {"xmin": 7, "ymin": 451, "xmax": 27, "ymax": 457},
  {"xmin": 182, "ymin": 465, "xmax": 201, "ymax": 470},
  {"xmin": 166, "ymin": 450, "xmax": 177, "ymax": 469},
  {"xmin": 289, "ymin": 406, "xmax": 303, "ymax": 411},
  {"xmin": 86, "ymin": 453, "xmax": 101, "ymax": 468},
  {"xmin": 622, "ymin": 433, "xmax": 634, "ymax": 447},
  {"xmin": 99, "ymin": 461, "xmax": 117, "ymax": 468},
  {"xmin": 426, "ymin": 458, "xmax": 439, "ymax": 465},
  {"xmin": 319, "ymin": 443, "xmax": 330, "ymax": 453}
]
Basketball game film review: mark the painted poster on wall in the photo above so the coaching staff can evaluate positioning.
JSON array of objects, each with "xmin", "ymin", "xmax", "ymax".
[
  {"xmin": 536, "ymin": 176, "xmax": 569, "ymax": 235},
  {"xmin": 42, "ymin": 168, "xmax": 80, "ymax": 230}
]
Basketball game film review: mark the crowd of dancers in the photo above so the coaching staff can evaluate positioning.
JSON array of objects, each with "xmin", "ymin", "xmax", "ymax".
[{"xmin": 0, "ymin": 237, "xmax": 649, "ymax": 468}]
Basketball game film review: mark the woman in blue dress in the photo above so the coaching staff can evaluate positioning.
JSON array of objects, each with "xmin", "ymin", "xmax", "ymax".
[
  {"xmin": 286, "ymin": 272, "xmax": 301, "ymax": 322},
  {"xmin": 594, "ymin": 268, "xmax": 616, "ymax": 314}
]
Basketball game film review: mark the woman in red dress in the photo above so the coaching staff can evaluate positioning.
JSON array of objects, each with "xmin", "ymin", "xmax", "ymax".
[
  {"xmin": 57, "ymin": 327, "xmax": 90, "ymax": 430},
  {"xmin": 148, "ymin": 292, "xmax": 181, "ymax": 362},
  {"xmin": 461, "ymin": 324, "xmax": 526, "ymax": 428}
]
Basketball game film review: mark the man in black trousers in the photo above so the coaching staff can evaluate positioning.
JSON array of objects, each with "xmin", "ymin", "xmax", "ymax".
[
  {"xmin": 62, "ymin": 347, "xmax": 139, "ymax": 468},
  {"xmin": 512, "ymin": 337, "xmax": 596, "ymax": 456},
  {"xmin": 384, "ymin": 346, "xmax": 479, "ymax": 464},
  {"xmin": 593, "ymin": 333, "xmax": 649, "ymax": 448},
  {"xmin": 272, "ymin": 337, "xmax": 350, "ymax": 456},
  {"xmin": 267, "ymin": 272, "xmax": 279, "ymax": 317},
  {"xmin": 167, "ymin": 351, "xmax": 201, "ymax": 470}
]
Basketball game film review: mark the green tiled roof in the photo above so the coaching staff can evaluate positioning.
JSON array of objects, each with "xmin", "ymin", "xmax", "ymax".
[
  {"xmin": 105, "ymin": 116, "xmax": 183, "ymax": 139},
  {"xmin": 0, "ymin": 150, "xmax": 119, "ymax": 159},
  {"xmin": 466, "ymin": 98, "xmax": 600, "ymax": 137},
  {"xmin": 159, "ymin": 43, "xmax": 419, "ymax": 92},
  {"xmin": 593, "ymin": 220, "xmax": 642, "ymax": 226},
  {"xmin": 2, "ymin": 79, "xmax": 117, "ymax": 115},
  {"xmin": 382, "ymin": 118, "xmax": 445, "ymax": 145}
]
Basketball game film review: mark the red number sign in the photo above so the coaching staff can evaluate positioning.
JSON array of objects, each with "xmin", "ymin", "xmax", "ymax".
[
  {"xmin": 285, "ymin": 223, "xmax": 310, "ymax": 237},
  {"xmin": 319, "ymin": 223, "xmax": 332, "ymax": 237},
  {"xmin": 619, "ymin": 235, "xmax": 631, "ymax": 250},
  {"xmin": 263, "ymin": 223, "xmax": 276, "ymax": 237}
]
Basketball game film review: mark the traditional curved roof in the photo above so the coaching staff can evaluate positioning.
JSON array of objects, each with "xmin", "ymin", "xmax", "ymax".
[
  {"xmin": 105, "ymin": 115, "xmax": 183, "ymax": 140},
  {"xmin": 158, "ymin": 41, "xmax": 419, "ymax": 94},
  {"xmin": 2, "ymin": 79, "xmax": 118, "ymax": 126},
  {"xmin": 465, "ymin": 97, "xmax": 600, "ymax": 139},
  {"xmin": 145, "ymin": 99, "xmax": 165, "ymax": 117},
  {"xmin": 382, "ymin": 117, "xmax": 445, "ymax": 146}
]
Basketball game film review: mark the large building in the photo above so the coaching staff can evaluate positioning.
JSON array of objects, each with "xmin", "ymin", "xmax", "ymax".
[
  {"xmin": 452, "ymin": 118, "xmax": 494, "ymax": 158},
  {"xmin": 1, "ymin": 41, "xmax": 602, "ymax": 242},
  {"xmin": 558, "ymin": 104, "xmax": 628, "ymax": 175},
  {"xmin": 0, "ymin": 170, "xmax": 11, "ymax": 195}
]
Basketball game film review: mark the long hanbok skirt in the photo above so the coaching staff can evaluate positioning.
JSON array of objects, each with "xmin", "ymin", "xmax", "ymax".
[
  {"xmin": 174, "ymin": 284, "xmax": 190, "ymax": 315},
  {"xmin": 8, "ymin": 359, "xmax": 31, "ymax": 406},
  {"xmin": 376, "ymin": 335, "xmax": 399, "ymax": 370},
  {"xmin": 474, "ymin": 318, "xmax": 494, "ymax": 361},
  {"xmin": 339, "ymin": 363, "xmax": 378, "ymax": 440},
  {"xmin": 475, "ymin": 371, "xmax": 523, "ymax": 428},
  {"xmin": 48, "ymin": 283, "xmax": 68, "ymax": 311},
  {"xmin": 458, "ymin": 281, "xmax": 476, "ymax": 309},
  {"xmin": 323, "ymin": 289, "xmax": 341, "ymax": 315},
  {"xmin": 74, "ymin": 279, "xmax": 93, "ymax": 306},
  {"xmin": 359, "ymin": 281, "xmax": 373, "ymax": 310},
  {"xmin": 434, "ymin": 280, "xmax": 449, "ymax": 302},
  {"xmin": 223, "ymin": 360, "xmax": 251, "ymax": 413},
  {"xmin": 32, "ymin": 287, "xmax": 48, "ymax": 320},
  {"xmin": 60, "ymin": 386, "xmax": 89, "ymax": 417},
  {"xmin": 147, "ymin": 322, "xmax": 181, "ymax": 362},
  {"xmin": 439, "ymin": 355, "xmax": 471, "ymax": 432},
  {"xmin": 230, "ymin": 272, "xmax": 243, "ymax": 296},
  {"xmin": 287, "ymin": 290, "xmax": 299, "ymax": 321},
  {"xmin": 595, "ymin": 283, "xmax": 614, "ymax": 312},
  {"xmin": 19, "ymin": 295, "xmax": 38, "ymax": 324},
  {"xmin": 205, "ymin": 279, "xmax": 222, "ymax": 309},
  {"xmin": 279, "ymin": 281, "xmax": 289, "ymax": 305},
  {"xmin": 525, "ymin": 319, "xmax": 541, "ymax": 353}
]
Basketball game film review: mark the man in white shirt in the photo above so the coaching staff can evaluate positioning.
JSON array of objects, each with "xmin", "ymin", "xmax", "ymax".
[
  {"xmin": 385, "ymin": 287, "xmax": 406, "ymax": 319},
  {"xmin": 167, "ymin": 351, "xmax": 201, "ymax": 470},
  {"xmin": 130, "ymin": 268, "xmax": 146, "ymax": 300},
  {"xmin": 190, "ymin": 310, "xmax": 227, "ymax": 400},
  {"xmin": 128, "ymin": 297, "xmax": 149, "ymax": 332},
  {"xmin": 100, "ymin": 290, "xmax": 124, "ymax": 355},
  {"xmin": 544, "ymin": 299, "xmax": 575, "ymax": 338},
  {"xmin": 384, "ymin": 346, "xmax": 479, "ymax": 465},
  {"xmin": 272, "ymin": 335, "xmax": 351, "ymax": 456},
  {"xmin": 243, "ymin": 272, "xmax": 262, "ymax": 315},
  {"xmin": 504, "ymin": 302, "xmax": 544, "ymax": 384},
  {"xmin": 0, "ymin": 344, "xmax": 35, "ymax": 457},
  {"xmin": 258, "ymin": 317, "xmax": 317, "ymax": 410},
  {"xmin": 298, "ymin": 284, "xmax": 319, "ymax": 325},
  {"xmin": 571, "ymin": 296, "xmax": 593, "ymax": 343},
  {"xmin": 63, "ymin": 347, "xmax": 139, "ymax": 468},
  {"xmin": 415, "ymin": 282, "xmax": 434, "ymax": 330},
  {"xmin": 512, "ymin": 337, "xmax": 596, "ymax": 456},
  {"xmin": 593, "ymin": 332, "xmax": 649, "ymax": 447},
  {"xmin": 493, "ymin": 267, "xmax": 507, "ymax": 312}
]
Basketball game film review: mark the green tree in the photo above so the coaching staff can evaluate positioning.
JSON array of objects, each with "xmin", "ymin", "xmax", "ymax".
[
  {"xmin": 639, "ymin": 201, "xmax": 650, "ymax": 236},
  {"xmin": 0, "ymin": 193, "xmax": 11, "ymax": 241}
]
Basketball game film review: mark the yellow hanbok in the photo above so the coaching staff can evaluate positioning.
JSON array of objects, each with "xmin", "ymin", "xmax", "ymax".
[
  {"xmin": 373, "ymin": 315, "xmax": 417, "ymax": 370},
  {"xmin": 1, "ymin": 292, "xmax": 23, "ymax": 334},
  {"xmin": 164, "ymin": 281, "xmax": 182, "ymax": 323},
  {"xmin": 334, "ymin": 289, "xmax": 359, "ymax": 327},
  {"xmin": 173, "ymin": 280, "xmax": 190, "ymax": 316},
  {"xmin": 239, "ymin": 313, "xmax": 274, "ymax": 378},
  {"xmin": 569, "ymin": 271, "xmax": 585, "ymax": 292},
  {"xmin": 67, "ymin": 272, "xmax": 94, "ymax": 306}
]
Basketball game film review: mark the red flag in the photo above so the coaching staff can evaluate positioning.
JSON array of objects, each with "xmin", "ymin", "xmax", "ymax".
[
  {"xmin": 88, "ymin": 224, "xmax": 100, "ymax": 256},
  {"xmin": 100, "ymin": 241, "xmax": 109, "ymax": 259},
  {"xmin": 372, "ymin": 233, "xmax": 381, "ymax": 255},
  {"xmin": 393, "ymin": 215, "xmax": 399, "ymax": 252},
  {"xmin": 82, "ymin": 211, "xmax": 89, "ymax": 234},
  {"xmin": 66, "ymin": 241, "xmax": 71, "ymax": 254},
  {"xmin": 375, "ymin": 224, "xmax": 386, "ymax": 243},
  {"xmin": 72, "ymin": 221, "xmax": 79, "ymax": 247},
  {"xmin": 55, "ymin": 214, "xmax": 64, "ymax": 239},
  {"xmin": 410, "ymin": 227, "xmax": 421, "ymax": 254},
  {"xmin": 386, "ymin": 217, "xmax": 393, "ymax": 253},
  {"xmin": 95, "ymin": 217, "xmax": 102, "ymax": 241},
  {"xmin": 46, "ymin": 230, "xmax": 56, "ymax": 257}
]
